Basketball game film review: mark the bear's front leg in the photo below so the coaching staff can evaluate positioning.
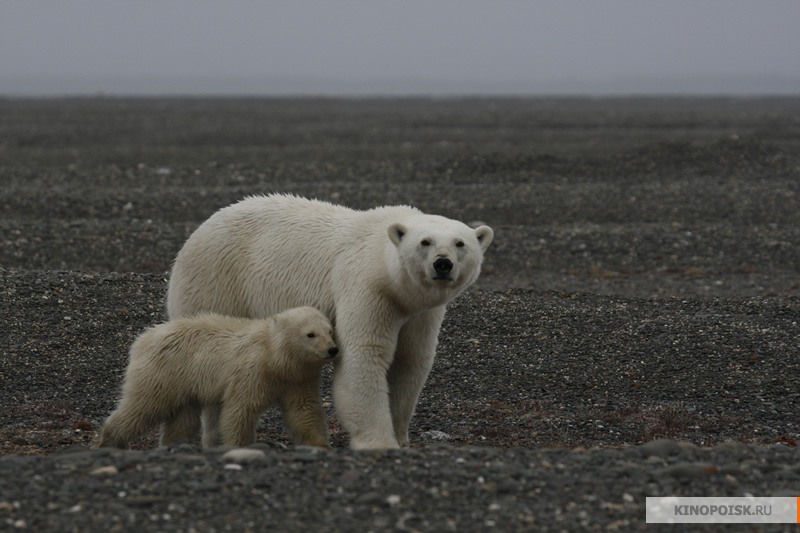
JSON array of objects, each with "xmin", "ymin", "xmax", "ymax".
[
  {"xmin": 332, "ymin": 304, "xmax": 402, "ymax": 449},
  {"xmin": 388, "ymin": 307, "xmax": 445, "ymax": 447}
]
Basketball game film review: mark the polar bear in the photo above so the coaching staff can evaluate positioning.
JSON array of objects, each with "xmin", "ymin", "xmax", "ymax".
[
  {"xmin": 98, "ymin": 306, "xmax": 338, "ymax": 449},
  {"xmin": 167, "ymin": 194, "xmax": 493, "ymax": 449}
]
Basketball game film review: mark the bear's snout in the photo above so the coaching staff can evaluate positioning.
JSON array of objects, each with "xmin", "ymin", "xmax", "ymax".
[
  {"xmin": 433, "ymin": 257, "xmax": 453, "ymax": 278},
  {"xmin": 326, "ymin": 346, "xmax": 339, "ymax": 359}
]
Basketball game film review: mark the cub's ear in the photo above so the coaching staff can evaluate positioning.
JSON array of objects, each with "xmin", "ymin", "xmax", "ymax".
[
  {"xmin": 474, "ymin": 225, "xmax": 494, "ymax": 251},
  {"xmin": 388, "ymin": 223, "xmax": 408, "ymax": 247}
]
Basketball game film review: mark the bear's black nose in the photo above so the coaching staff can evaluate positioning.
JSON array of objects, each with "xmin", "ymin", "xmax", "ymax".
[
  {"xmin": 433, "ymin": 257, "xmax": 453, "ymax": 274},
  {"xmin": 327, "ymin": 346, "xmax": 339, "ymax": 357}
]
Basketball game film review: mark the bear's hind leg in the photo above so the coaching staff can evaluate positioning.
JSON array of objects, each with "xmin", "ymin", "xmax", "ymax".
[{"xmin": 160, "ymin": 405, "xmax": 202, "ymax": 447}]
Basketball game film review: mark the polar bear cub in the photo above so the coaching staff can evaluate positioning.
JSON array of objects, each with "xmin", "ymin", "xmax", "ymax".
[{"xmin": 98, "ymin": 306, "xmax": 338, "ymax": 449}]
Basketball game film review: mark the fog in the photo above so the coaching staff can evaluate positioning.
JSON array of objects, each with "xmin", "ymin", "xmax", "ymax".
[{"xmin": 2, "ymin": 1, "xmax": 799, "ymax": 96}]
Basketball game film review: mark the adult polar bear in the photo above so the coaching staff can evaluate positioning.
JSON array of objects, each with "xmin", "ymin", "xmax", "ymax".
[{"xmin": 167, "ymin": 194, "xmax": 493, "ymax": 449}]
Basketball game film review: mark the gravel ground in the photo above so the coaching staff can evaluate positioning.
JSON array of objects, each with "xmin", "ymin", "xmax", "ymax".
[{"xmin": 1, "ymin": 97, "xmax": 799, "ymax": 531}]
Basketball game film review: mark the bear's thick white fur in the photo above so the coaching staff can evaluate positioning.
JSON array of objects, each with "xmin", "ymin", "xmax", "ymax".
[
  {"xmin": 98, "ymin": 306, "xmax": 337, "ymax": 449},
  {"xmin": 167, "ymin": 194, "xmax": 493, "ymax": 449}
]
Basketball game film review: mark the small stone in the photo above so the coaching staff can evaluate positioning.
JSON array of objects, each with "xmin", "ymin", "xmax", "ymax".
[
  {"xmin": 222, "ymin": 448, "xmax": 267, "ymax": 464},
  {"xmin": 639, "ymin": 439, "xmax": 682, "ymax": 457},
  {"xmin": 0, "ymin": 501, "xmax": 17, "ymax": 512},
  {"xmin": 420, "ymin": 430, "xmax": 451, "ymax": 442},
  {"xmin": 89, "ymin": 465, "xmax": 118, "ymax": 475},
  {"xmin": 676, "ymin": 441, "xmax": 699, "ymax": 452},
  {"xmin": 171, "ymin": 443, "xmax": 204, "ymax": 454}
]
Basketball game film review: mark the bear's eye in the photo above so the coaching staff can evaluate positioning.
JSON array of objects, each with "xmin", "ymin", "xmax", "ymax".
[
  {"xmin": 420, "ymin": 239, "xmax": 431, "ymax": 247},
  {"xmin": 307, "ymin": 332, "xmax": 315, "ymax": 338},
  {"xmin": 456, "ymin": 240, "xmax": 465, "ymax": 248}
]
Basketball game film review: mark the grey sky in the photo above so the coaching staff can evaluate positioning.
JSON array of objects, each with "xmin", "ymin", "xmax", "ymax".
[{"xmin": 2, "ymin": 0, "xmax": 799, "ymax": 95}]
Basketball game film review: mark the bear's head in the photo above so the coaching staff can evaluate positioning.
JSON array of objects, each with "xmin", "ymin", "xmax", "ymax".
[
  {"xmin": 276, "ymin": 306, "xmax": 339, "ymax": 362},
  {"xmin": 387, "ymin": 215, "xmax": 493, "ymax": 307}
]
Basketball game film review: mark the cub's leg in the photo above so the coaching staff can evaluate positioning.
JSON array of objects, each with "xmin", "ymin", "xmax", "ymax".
[
  {"xmin": 201, "ymin": 404, "xmax": 223, "ymax": 447},
  {"xmin": 218, "ymin": 400, "xmax": 260, "ymax": 447},
  {"xmin": 98, "ymin": 397, "xmax": 165, "ymax": 449},
  {"xmin": 160, "ymin": 405, "xmax": 202, "ymax": 446},
  {"xmin": 280, "ymin": 384, "xmax": 330, "ymax": 448}
]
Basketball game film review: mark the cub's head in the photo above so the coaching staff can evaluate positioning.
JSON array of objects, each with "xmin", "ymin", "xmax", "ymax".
[
  {"xmin": 276, "ymin": 306, "xmax": 338, "ymax": 363},
  {"xmin": 388, "ymin": 214, "xmax": 493, "ymax": 298}
]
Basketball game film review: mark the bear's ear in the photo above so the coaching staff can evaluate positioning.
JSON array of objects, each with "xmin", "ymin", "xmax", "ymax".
[
  {"xmin": 388, "ymin": 223, "xmax": 407, "ymax": 247},
  {"xmin": 473, "ymin": 225, "xmax": 494, "ymax": 251}
]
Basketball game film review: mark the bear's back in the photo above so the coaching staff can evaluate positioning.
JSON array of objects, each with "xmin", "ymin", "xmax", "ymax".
[
  {"xmin": 168, "ymin": 194, "xmax": 422, "ymax": 320},
  {"xmin": 223, "ymin": 194, "xmax": 419, "ymax": 240}
]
